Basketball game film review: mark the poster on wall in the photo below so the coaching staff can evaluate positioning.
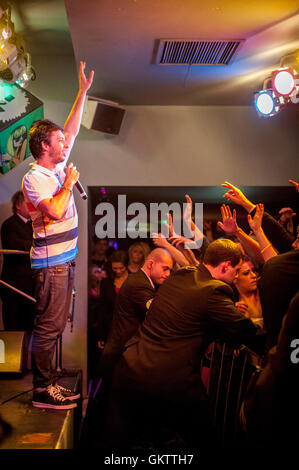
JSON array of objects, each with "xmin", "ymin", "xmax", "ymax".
[{"xmin": 0, "ymin": 82, "xmax": 44, "ymax": 175}]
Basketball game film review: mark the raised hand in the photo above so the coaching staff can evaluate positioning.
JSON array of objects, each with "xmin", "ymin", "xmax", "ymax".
[
  {"xmin": 248, "ymin": 203, "xmax": 264, "ymax": 234},
  {"xmin": 152, "ymin": 232, "xmax": 170, "ymax": 248},
  {"xmin": 168, "ymin": 235, "xmax": 198, "ymax": 250},
  {"xmin": 79, "ymin": 60, "xmax": 94, "ymax": 93},
  {"xmin": 163, "ymin": 212, "xmax": 179, "ymax": 239},
  {"xmin": 289, "ymin": 179, "xmax": 299, "ymax": 192},
  {"xmin": 184, "ymin": 194, "xmax": 192, "ymax": 225},
  {"xmin": 217, "ymin": 204, "xmax": 239, "ymax": 234},
  {"xmin": 221, "ymin": 181, "xmax": 255, "ymax": 212}
]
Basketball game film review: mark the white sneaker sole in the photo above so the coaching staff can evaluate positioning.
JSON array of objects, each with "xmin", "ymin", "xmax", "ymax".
[{"xmin": 32, "ymin": 401, "xmax": 77, "ymax": 410}]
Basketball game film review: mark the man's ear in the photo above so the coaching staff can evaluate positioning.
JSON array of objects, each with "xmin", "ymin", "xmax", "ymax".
[
  {"xmin": 221, "ymin": 261, "xmax": 231, "ymax": 273},
  {"xmin": 40, "ymin": 140, "xmax": 49, "ymax": 152}
]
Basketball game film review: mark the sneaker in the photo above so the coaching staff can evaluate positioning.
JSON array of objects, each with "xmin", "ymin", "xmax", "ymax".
[
  {"xmin": 32, "ymin": 385, "xmax": 77, "ymax": 410},
  {"xmin": 54, "ymin": 383, "xmax": 80, "ymax": 401}
]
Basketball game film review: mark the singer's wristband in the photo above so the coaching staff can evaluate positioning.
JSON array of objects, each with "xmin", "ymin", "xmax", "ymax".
[{"xmin": 61, "ymin": 185, "xmax": 72, "ymax": 193}]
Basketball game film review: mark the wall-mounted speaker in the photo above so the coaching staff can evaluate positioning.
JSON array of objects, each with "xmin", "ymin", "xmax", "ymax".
[
  {"xmin": 0, "ymin": 331, "xmax": 26, "ymax": 373},
  {"xmin": 82, "ymin": 96, "xmax": 125, "ymax": 135}
]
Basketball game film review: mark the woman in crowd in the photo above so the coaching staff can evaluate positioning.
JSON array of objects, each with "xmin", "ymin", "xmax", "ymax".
[
  {"xmin": 97, "ymin": 250, "xmax": 129, "ymax": 349},
  {"xmin": 234, "ymin": 258, "xmax": 264, "ymax": 328},
  {"xmin": 127, "ymin": 242, "xmax": 146, "ymax": 273}
]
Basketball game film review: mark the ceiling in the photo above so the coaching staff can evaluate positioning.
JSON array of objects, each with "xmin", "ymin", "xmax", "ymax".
[{"xmin": 9, "ymin": 0, "xmax": 299, "ymax": 105}]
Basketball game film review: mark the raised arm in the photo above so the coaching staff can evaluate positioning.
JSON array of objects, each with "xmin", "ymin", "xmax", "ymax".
[
  {"xmin": 221, "ymin": 181, "xmax": 256, "ymax": 213},
  {"xmin": 184, "ymin": 194, "xmax": 205, "ymax": 248},
  {"xmin": 217, "ymin": 204, "xmax": 265, "ymax": 264},
  {"xmin": 221, "ymin": 181, "xmax": 295, "ymax": 253},
  {"xmin": 248, "ymin": 204, "xmax": 278, "ymax": 262},
  {"xmin": 289, "ymin": 179, "xmax": 299, "ymax": 192},
  {"xmin": 63, "ymin": 61, "xmax": 94, "ymax": 153},
  {"xmin": 152, "ymin": 233, "xmax": 190, "ymax": 267}
]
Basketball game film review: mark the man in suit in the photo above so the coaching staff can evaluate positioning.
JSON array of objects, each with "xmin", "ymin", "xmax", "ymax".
[
  {"xmin": 99, "ymin": 247, "xmax": 174, "ymax": 378},
  {"xmin": 259, "ymin": 245, "xmax": 299, "ymax": 351},
  {"xmin": 105, "ymin": 239, "xmax": 259, "ymax": 448},
  {"xmin": 0, "ymin": 190, "xmax": 34, "ymax": 331}
]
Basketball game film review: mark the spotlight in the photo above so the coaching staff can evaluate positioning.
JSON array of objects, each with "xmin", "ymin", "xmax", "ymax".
[
  {"xmin": 0, "ymin": 40, "xmax": 17, "ymax": 71},
  {"xmin": 272, "ymin": 68, "xmax": 297, "ymax": 96},
  {"xmin": 254, "ymin": 89, "xmax": 285, "ymax": 117},
  {"xmin": 16, "ymin": 53, "xmax": 36, "ymax": 88},
  {"xmin": 0, "ymin": 53, "xmax": 26, "ymax": 83}
]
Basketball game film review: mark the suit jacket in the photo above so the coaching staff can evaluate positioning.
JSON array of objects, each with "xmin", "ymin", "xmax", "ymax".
[
  {"xmin": 97, "ymin": 276, "xmax": 118, "ymax": 342},
  {"xmin": 259, "ymin": 249, "xmax": 299, "ymax": 351},
  {"xmin": 100, "ymin": 269, "xmax": 155, "ymax": 374},
  {"xmin": 0, "ymin": 213, "xmax": 33, "ymax": 294},
  {"xmin": 121, "ymin": 264, "xmax": 258, "ymax": 394},
  {"xmin": 262, "ymin": 211, "xmax": 295, "ymax": 254},
  {"xmin": 242, "ymin": 291, "xmax": 299, "ymax": 447}
]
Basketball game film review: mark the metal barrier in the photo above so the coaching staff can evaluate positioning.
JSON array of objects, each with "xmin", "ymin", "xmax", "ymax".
[{"xmin": 202, "ymin": 342, "xmax": 263, "ymax": 447}]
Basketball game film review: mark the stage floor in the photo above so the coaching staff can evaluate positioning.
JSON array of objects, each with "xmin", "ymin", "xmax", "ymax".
[{"xmin": 0, "ymin": 371, "xmax": 81, "ymax": 449}]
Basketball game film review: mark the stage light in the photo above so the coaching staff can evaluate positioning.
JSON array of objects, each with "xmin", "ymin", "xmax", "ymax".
[
  {"xmin": 16, "ymin": 53, "xmax": 35, "ymax": 88},
  {"xmin": 0, "ymin": 53, "xmax": 26, "ymax": 83},
  {"xmin": 254, "ymin": 89, "xmax": 284, "ymax": 117},
  {"xmin": 272, "ymin": 68, "xmax": 297, "ymax": 96},
  {"xmin": 0, "ymin": 40, "xmax": 17, "ymax": 71},
  {"xmin": 0, "ymin": 3, "xmax": 35, "ymax": 87}
]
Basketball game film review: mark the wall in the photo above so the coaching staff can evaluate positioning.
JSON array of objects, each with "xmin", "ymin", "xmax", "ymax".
[{"xmin": 0, "ymin": 55, "xmax": 298, "ymax": 392}]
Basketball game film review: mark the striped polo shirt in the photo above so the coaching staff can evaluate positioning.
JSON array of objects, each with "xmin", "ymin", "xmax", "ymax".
[{"xmin": 22, "ymin": 162, "xmax": 78, "ymax": 269}]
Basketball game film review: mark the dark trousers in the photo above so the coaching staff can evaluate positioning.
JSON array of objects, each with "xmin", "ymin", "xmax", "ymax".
[
  {"xmin": 31, "ymin": 261, "xmax": 75, "ymax": 390},
  {"xmin": 104, "ymin": 357, "xmax": 215, "ymax": 449}
]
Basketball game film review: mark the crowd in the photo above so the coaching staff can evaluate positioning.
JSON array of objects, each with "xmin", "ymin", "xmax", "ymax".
[
  {"xmin": 0, "ymin": 59, "xmax": 297, "ymax": 449},
  {"xmin": 83, "ymin": 180, "xmax": 298, "ymax": 450}
]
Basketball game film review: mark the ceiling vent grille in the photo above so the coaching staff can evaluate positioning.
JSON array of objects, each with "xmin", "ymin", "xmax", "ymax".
[{"xmin": 155, "ymin": 39, "xmax": 243, "ymax": 65}]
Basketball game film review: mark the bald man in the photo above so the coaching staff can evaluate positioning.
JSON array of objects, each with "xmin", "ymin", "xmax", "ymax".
[{"xmin": 99, "ymin": 248, "xmax": 173, "ymax": 378}]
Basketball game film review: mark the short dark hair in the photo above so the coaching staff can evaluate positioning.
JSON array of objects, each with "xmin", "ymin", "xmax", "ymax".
[
  {"xmin": 109, "ymin": 250, "xmax": 129, "ymax": 267},
  {"xmin": 11, "ymin": 190, "xmax": 24, "ymax": 214},
  {"xmin": 203, "ymin": 238, "xmax": 243, "ymax": 267},
  {"xmin": 29, "ymin": 119, "xmax": 63, "ymax": 159}
]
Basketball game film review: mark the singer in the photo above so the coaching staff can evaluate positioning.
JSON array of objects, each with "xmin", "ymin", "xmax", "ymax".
[{"xmin": 22, "ymin": 61, "xmax": 94, "ymax": 410}]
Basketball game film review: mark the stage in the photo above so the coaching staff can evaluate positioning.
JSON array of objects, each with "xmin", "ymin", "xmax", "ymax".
[{"xmin": 0, "ymin": 371, "xmax": 82, "ymax": 449}]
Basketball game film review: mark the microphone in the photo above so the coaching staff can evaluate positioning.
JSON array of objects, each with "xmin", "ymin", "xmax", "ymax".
[
  {"xmin": 64, "ymin": 164, "xmax": 88, "ymax": 200},
  {"xmin": 75, "ymin": 180, "xmax": 88, "ymax": 200}
]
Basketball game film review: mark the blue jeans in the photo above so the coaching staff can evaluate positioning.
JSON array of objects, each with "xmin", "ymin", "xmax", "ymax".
[{"xmin": 31, "ymin": 260, "xmax": 75, "ymax": 389}]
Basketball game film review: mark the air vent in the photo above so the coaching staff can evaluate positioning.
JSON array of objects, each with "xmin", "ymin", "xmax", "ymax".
[{"xmin": 155, "ymin": 39, "xmax": 243, "ymax": 65}]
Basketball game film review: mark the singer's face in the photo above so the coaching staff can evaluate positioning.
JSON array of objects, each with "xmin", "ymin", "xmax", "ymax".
[{"xmin": 49, "ymin": 130, "xmax": 69, "ymax": 163}]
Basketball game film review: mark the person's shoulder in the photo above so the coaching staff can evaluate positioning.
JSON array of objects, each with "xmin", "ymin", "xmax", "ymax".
[
  {"xmin": 265, "ymin": 250, "xmax": 299, "ymax": 267},
  {"xmin": 1, "ymin": 214, "xmax": 18, "ymax": 229},
  {"xmin": 122, "ymin": 270, "xmax": 151, "ymax": 290},
  {"xmin": 204, "ymin": 278, "xmax": 235, "ymax": 299}
]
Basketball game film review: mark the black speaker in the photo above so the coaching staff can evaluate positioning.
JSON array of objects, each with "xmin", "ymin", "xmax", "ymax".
[
  {"xmin": 0, "ymin": 331, "xmax": 26, "ymax": 373},
  {"xmin": 82, "ymin": 96, "xmax": 125, "ymax": 135}
]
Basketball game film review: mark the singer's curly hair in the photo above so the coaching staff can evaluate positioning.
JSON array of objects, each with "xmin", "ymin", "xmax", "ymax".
[{"xmin": 29, "ymin": 119, "xmax": 63, "ymax": 159}]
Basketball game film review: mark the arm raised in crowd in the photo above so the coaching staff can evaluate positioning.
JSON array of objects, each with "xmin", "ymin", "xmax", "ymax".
[
  {"xmin": 221, "ymin": 181, "xmax": 295, "ymax": 254},
  {"xmin": 152, "ymin": 232, "xmax": 190, "ymax": 267},
  {"xmin": 248, "ymin": 204, "xmax": 278, "ymax": 262},
  {"xmin": 217, "ymin": 204, "xmax": 265, "ymax": 264},
  {"xmin": 289, "ymin": 179, "xmax": 299, "ymax": 192}
]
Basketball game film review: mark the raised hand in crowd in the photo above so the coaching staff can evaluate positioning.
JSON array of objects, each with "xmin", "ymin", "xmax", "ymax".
[
  {"xmin": 152, "ymin": 232, "xmax": 190, "ymax": 267},
  {"xmin": 184, "ymin": 194, "xmax": 205, "ymax": 246},
  {"xmin": 248, "ymin": 204, "xmax": 278, "ymax": 262},
  {"xmin": 221, "ymin": 181, "xmax": 256, "ymax": 213},
  {"xmin": 217, "ymin": 204, "xmax": 265, "ymax": 265},
  {"xmin": 289, "ymin": 179, "xmax": 299, "ymax": 192},
  {"xmin": 217, "ymin": 204, "xmax": 239, "ymax": 234}
]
